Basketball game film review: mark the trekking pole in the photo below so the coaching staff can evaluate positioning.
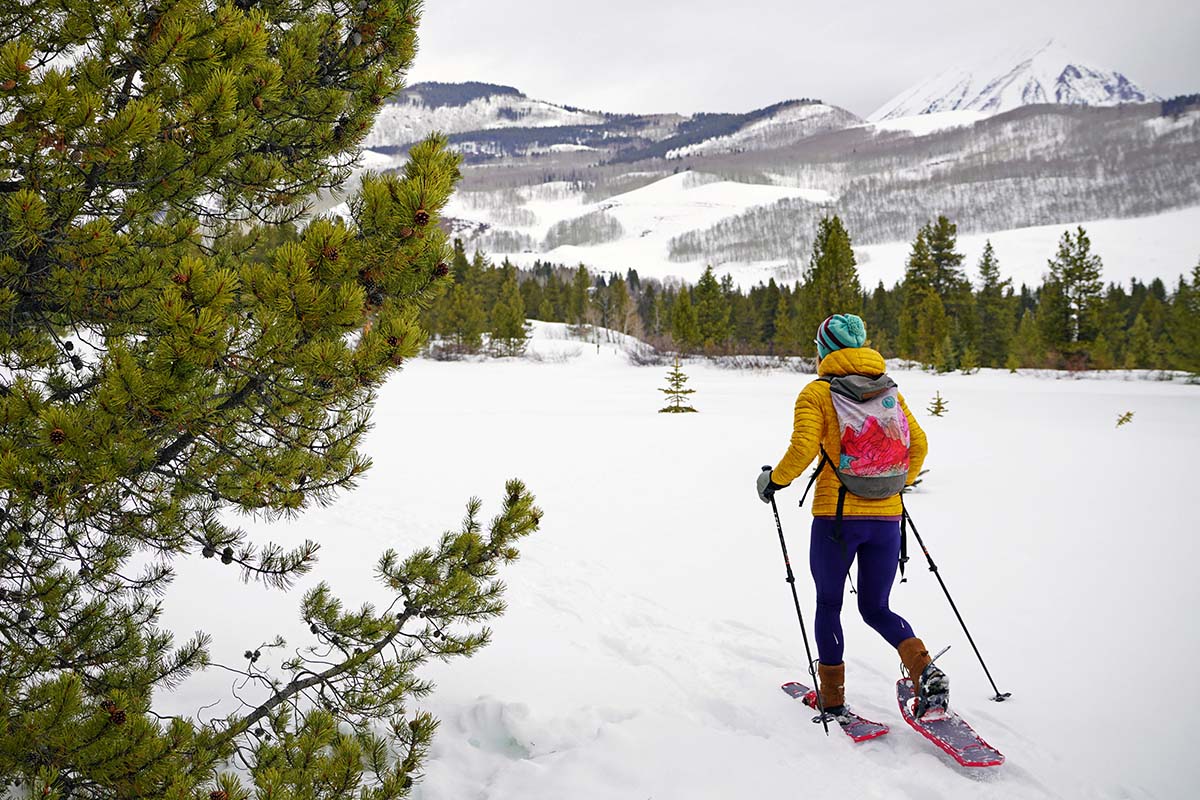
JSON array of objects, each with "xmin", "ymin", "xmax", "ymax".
[
  {"xmin": 763, "ymin": 466, "xmax": 830, "ymax": 735},
  {"xmin": 902, "ymin": 501, "xmax": 1012, "ymax": 703}
]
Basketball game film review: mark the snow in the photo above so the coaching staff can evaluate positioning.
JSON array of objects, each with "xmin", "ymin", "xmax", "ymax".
[
  {"xmin": 364, "ymin": 94, "xmax": 606, "ymax": 147},
  {"xmin": 854, "ymin": 206, "xmax": 1200, "ymax": 290},
  {"xmin": 867, "ymin": 110, "xmax": 988, "ymax": 137},
  {"xmin": 160, "ymin": 322, "xmax": 1199, "ymax": 799},
  {"xmin": 449, "ymin": 172, "xmax": 832, "ymax": 283},
  {"xmin": 555, "ymin": 205, "xmax": 1200, "ymax": 291},
  {"xmin": 871, "ymin": 39, "xmax": 1160, "ymax": 122},
  {"xmin": 665, "ymin": 104, "xmax": 856, "ymax": 159}
]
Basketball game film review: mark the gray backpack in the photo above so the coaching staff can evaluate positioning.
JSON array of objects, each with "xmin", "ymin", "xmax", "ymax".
[{"xmin": 800, "ymin": 373, "xmax": 912, "ymax": 510}]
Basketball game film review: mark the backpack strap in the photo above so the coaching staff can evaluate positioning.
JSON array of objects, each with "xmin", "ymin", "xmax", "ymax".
[
  {"xmin": 805, "ymin": 377, "xmax": 848, "ymax": 549},
  {"xmin": 798, "ymin": 449, "xmax": 830, "ymax": 508}
]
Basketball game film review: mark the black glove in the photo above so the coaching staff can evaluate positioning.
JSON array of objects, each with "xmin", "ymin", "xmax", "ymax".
[{"xmin": 757, "ymin": 466, "xmax": 785, "ymax": 504}]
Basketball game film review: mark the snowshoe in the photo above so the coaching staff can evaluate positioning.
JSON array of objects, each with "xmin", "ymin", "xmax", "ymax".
[{"xmin": 914, "ymin": 662, "xmax": 950, "ymax": 720}]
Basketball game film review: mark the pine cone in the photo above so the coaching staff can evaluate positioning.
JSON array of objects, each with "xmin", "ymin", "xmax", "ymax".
[
  {"xmin": 101, "ymin": 699, "xmax": 126, "ymax": 725},
  {"xmin": 210, "ymin": 791, "xmax": 229, "ymax": 800},
  {"xmin": 434, "ymin": 262, "xmax": 450, "ymax": 277},
  {"xmin": 172, "ymin": 273, "xmax": 188, "ymax": 284},
  {"xmin": 220, "ymin": 547, "xmax": 234, "ymax": 565},
  {"xmin": 49, "ymin": 428, "xmax": 65, "ymax": 445},
  {"xmin": 414, "ymin": 209, "xmax": 430, "ymax": 226}
]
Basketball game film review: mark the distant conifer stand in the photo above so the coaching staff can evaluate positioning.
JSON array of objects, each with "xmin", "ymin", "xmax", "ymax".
[{"xmin": 659, "ymin": 356, "xmax": 698, "ymax": 413}]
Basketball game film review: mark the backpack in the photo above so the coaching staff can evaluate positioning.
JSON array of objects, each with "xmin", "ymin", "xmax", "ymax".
[
  {"xmin": 820, "ymin": 374, "xmax": 911, "ymax": 499},
  {"xmin": 799, "ymin": 374, "xmax": 912, "ymax": 559}
]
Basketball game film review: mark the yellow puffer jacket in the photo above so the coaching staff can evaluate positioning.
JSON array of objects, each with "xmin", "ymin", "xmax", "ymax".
[{"xmin": 772, "ymin": 347, "xmax": 927, "ymax": 517}]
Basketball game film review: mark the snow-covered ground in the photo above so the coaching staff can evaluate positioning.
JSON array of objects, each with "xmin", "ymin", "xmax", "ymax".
[{"xmin": 162, "ymin": 323, "xmax": 1198, "ymax": 799}]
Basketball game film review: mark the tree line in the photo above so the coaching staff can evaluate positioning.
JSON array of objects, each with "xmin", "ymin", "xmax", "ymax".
[{"xmin": 425, "ymin": 218, "xmax": 1200, "ymax": 374}]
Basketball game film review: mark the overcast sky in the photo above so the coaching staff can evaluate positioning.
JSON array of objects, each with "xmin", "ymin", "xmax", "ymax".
[{"xmin": 406, "ymin": 0, "xmax": 1199, "ymax": 117}]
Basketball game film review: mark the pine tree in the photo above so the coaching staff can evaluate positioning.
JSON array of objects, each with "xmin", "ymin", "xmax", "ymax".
[
  {"xmin": 1010, "ymin": 308, "xmax": 1046, "ymax": 369},
  {"xmin": 773, "ymin": 290, "xmax": 807, "ymax": 356},
  {"xmin": 0, "ymin": 4, "xmax": 542, "ymax": 795},
  {"xmin": 1044, "ymin": 227, "xmax": 1105, "ymax": 357},
  {"xmin": 694, "ymin": 266, "xmax": 732, "ymax": 349},
  {"xmin": 927, "ymin": 391, "xmax": 949, "ymax": 416},
  {"xmin": 659, "ymin": 356, "xmax": 698, "ymax": 412},
  {"xmin": 445, "ymin": 284, "xmax": 487, "ymax": 355},
  {"xmin": 491, "ymin": 271, "xmax": 530, "ymax": 356},
  {"xmin": 671, "ymin": 287, "xmax": 701, "ymax": 352},
  {"xmin": 570, "ymin": 265, "xmax": 591, "ymax": 330},
  {"xmin": 925, "ymin": 216, "xmax": 969, "ymax": 297},
  {"xmin": 975, "ymin": 241, "xmax": 1014, "ymax": 367},
  {"xmin": 802, "ymin": 216, "xmax": 863, "ymax": 335},
  {"xmin": 1124, "ymin": 313, "xmax": 1155, "ymax": 369},
  {"xmin": 1169, "ymin": 263, "xmax": 1200, "ymax": 374},
  {"xmin": 451, "ymin": 238, "xmax": 472, "ymax": 282},
  {"xmin": 898, "ymin": 227, "xmax": 937, "ymax": 359}
]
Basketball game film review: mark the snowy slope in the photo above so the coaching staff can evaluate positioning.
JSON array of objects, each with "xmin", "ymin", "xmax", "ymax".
[
  {"xmin": 494, "ymin": 203, "xmax": 1200, "ymax": 291},
  {"xmin": 871, "ymin": 39, "xmax": 1160, "ymax": 121},
  {"xmin": 854, "ymin": 206, "xmax": 1200, "ymax": 290},
  {"xmin": 159, "ymin": 322, "xmax": 1199, "ymax": 799},
  {"xmin": 364, "ymin": 88, "xmax": 606, "ymax": 148},
  {"xmin": 665, "ymin": 103, "xmax": 860, "ymax": 159},
  {"xmin": 449, "ymin": 172, "xmax": 832, "ymax": 283},
  {"xmin": 866, "ymin": 109, "xmax": 988, "ymax": 137}
]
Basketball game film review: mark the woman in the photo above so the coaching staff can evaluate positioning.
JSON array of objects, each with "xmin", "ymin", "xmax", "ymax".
[{"xmin": 756, "ymin": 313, "xmax": 947, "ymax": 720}]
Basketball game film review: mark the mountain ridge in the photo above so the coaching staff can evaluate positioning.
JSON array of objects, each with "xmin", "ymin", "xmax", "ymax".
[{"xmin": 870, "ymin": 39, "xmax": 1159, "ymax": 121}]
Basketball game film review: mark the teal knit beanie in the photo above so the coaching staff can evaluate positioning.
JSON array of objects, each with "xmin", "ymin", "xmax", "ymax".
[{"xmin": 815, "ymin": 314, "xmax": 867, "ymax": 359}]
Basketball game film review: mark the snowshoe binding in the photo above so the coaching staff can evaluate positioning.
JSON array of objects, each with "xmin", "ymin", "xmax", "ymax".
[{"xmin": 914, "ymin": 662, "xmax": 950, "ymax": 720}]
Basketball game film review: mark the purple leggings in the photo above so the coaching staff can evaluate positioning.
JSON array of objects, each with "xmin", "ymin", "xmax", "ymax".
[{"xmin": 810, "ymin": 517, "xmax": 915, "ymax": 665}]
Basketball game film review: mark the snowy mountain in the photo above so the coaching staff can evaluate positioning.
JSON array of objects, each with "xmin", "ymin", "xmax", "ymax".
[
  {"xmin": 349, "ymin": 74, "xmax": 1199, "ymax": 287},
  {"xmin": 664, "ymin": 101, "xmax": 860, "ymax": 159},
  {"xmin": 363, "ymin": 82, "xmax": 608, "ymax": 148},
  {"xmin": 870, "ymin": 40, "xmax": 1160, "ymax": 121}
]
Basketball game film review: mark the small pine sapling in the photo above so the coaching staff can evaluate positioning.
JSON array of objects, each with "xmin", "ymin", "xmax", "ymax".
[
  {"xmin": 1116, "ymin": 411, "xmax": 1135, "ymax": 428},
  {"xmin": 928, "ymin": 391, "xmax": 949, "ymax": 417},
  {"xmin": 659, "ymin": 356, "xmax": 698, "ymax": 413}
]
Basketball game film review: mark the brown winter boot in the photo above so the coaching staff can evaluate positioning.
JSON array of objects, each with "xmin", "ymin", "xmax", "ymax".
[
  {"xmin": 898, "ymin": 636, "xmax": 949, "ymax": 717},
  {"xmin": 818, "ymin": 662, "xmax": 845, "ymax": 710},
  {"xmin": 897, "ymin": 637, "xmax": 931, "ymax": 696}
]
